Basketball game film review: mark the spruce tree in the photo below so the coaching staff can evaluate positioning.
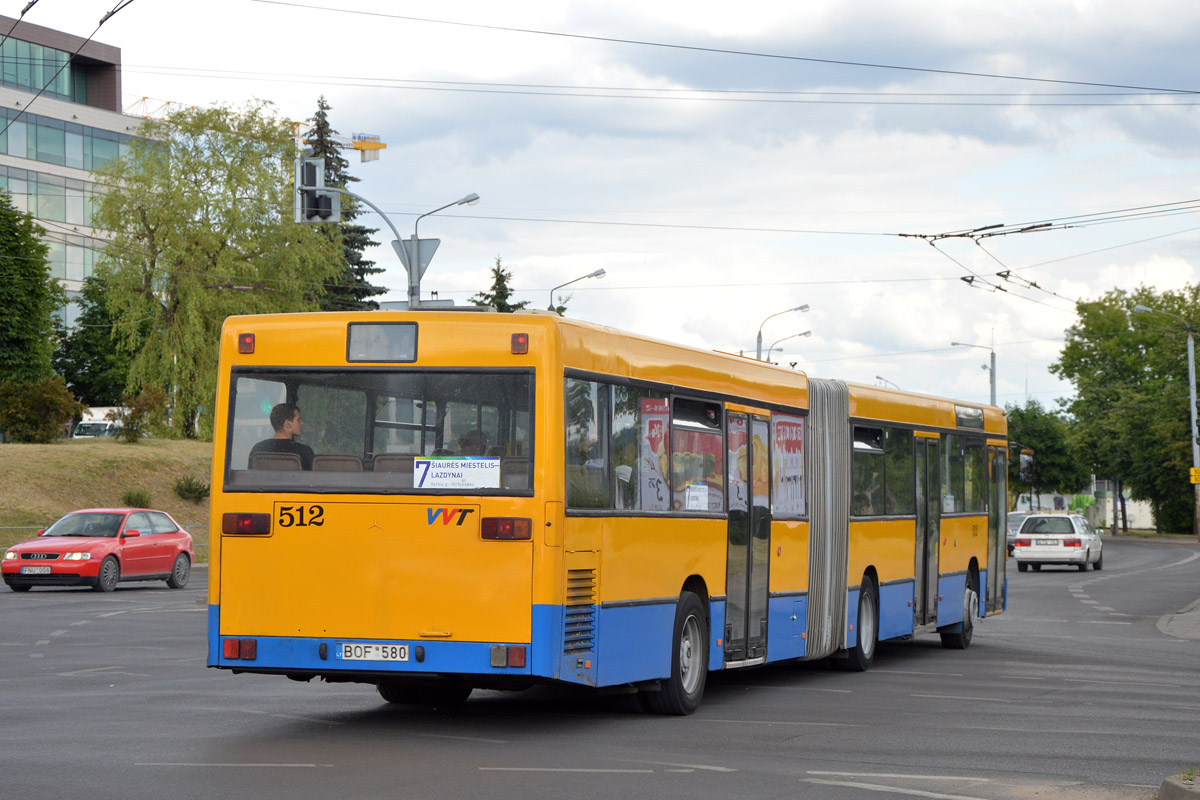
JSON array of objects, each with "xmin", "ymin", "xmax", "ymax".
[
  {"xmin": 0, "ymin": 189, "xmax": 61, "ymax": 386},
  {"xmin": 304, "ymin": 96, "xmax": 386, "ymax": 310},
  {"xmin": 471, "ymin": 257, "xmax": 530, "ymax": 313}
]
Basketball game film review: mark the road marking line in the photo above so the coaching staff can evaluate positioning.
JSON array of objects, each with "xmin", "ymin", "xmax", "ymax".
[
  {"xmin": 758, "ymin": 684, "xmax": 852, "ymax": 693},
  {"xmin": 911, "ymin": 694, "xmax": 1011, "ymax": 703},
  {"xmin": 56, "ymin": 666, "xmax": 127, "ymax": 676},
  {"xmin": 50, "ymin": 630, "xmax": 68, "ymax": 637},
  {"xmin": 701, "ymin": 718, "xmax": 861, "ymax": 728},
  {"xmin": 1065, "ymin": 678, "xmax": 1181, "ymax": 687},
  {"xmin": 1080, "ymin": 620, "xmax": 1131, "ymax": 625},
  {"xmin": 481, "ymin": 768, "xmax": 655, "ymax": 773},
  {"xmin": 873, "ymin": 670, "xmax": 963, "ymax": 677},
  {"xmin": 808, "ymin": 771, "xmax": 988, "ymax": 782},
  {"xmin": 417, "ymin": 734, "xmax": 508, "ymax": 744},
  {"xmin": 35, "ymin": 640, "xmax": 50, "ymax": 646},
  {"xmin": 646, "ymin": 762, "xmax": 737, "ymax": 772},
  {"xmin": 137, "ymin": 763, "xmax": 329, "ymax": 768},
  {"xmin": 97, "ymin": 611, "xmax": 126, "ymax": 618},
  {"xmin": 803, "ymin": 778, "xmax": 990, "ymax": 799},
  {"xmin": 70, "ymin": 620, "xmax": 90, "ymax": 626}
]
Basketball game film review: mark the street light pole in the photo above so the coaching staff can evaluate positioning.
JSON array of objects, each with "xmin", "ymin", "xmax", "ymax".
[
  {"xmin": 1133, "ymin": 304, "xmax": 1200, "ymax": 542},
  {"xmin": 766, "ymin": 330, "xmax": 812, "ymax": 364},
  {"xmin": 756, "ymin": 304, "xmax": 809, "ymax": 360},
  {"xmin": 407, "ymin": 193, "xmax": 479, "ymax": 308},
  {"xmin": 548, "ymin": 268, "xmax": 606, "ymax": 312},
  {"xmin": 951, "ymin": 341, "xmax": 996, "ymax": 405}
]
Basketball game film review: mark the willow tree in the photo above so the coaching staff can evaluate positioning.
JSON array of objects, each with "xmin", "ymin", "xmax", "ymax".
[{"xmin": 92, "ymin": 101, "xmax": 343, "ymax": 439}]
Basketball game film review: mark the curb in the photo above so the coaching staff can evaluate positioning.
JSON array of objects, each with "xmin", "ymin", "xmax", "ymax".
[{"xmin": 1159, "ymin": 776, "xmax": 1200, "ymax": 800}]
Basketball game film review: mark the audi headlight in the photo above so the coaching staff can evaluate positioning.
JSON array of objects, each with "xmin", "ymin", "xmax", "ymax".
[
  {"xmin": 3, "ymin": 551, "xmax": 14, "ymax": 560},
  {"xmin": 62, "ymin": 552, "xmax": 92, "ymax": 561}
]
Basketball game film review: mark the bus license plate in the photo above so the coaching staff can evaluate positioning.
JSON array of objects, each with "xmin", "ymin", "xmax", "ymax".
[
  {"xmin": 339, "ymin": 643, "xmax": 409, "ymax": 662},
  {"xmin": 21, "ymin": 566, "xmax": 51, "ymax": 575},
  {"xmin": 1035, "ymin": 538, "xmax": 1058, "ymax": 546}
]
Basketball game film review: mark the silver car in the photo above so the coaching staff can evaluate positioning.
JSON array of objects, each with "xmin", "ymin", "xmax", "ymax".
[{"xmin": 1012, "ymin": 514, "xmax": 1103, "ymax": 572}]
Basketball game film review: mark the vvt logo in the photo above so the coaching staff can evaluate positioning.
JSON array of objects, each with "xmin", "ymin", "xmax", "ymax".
[{"xmin": 426, "ymin": 508, "xmax": 476, "ymax": 526}]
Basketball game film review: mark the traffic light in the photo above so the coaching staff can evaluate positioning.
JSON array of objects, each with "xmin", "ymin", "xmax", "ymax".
[{"xmin": 293, "ymin": 156, "xmax": 340, "ymax": 223}]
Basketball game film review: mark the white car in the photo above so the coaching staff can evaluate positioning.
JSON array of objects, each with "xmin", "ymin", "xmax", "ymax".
[{"xmin": 1012, "ymin": 514, "xmax": 1103, "ymax": 572}]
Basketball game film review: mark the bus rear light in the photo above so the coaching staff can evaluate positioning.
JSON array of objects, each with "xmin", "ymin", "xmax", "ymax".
[
  {"xmin": 481, "ymin": 517, "xmax": 532, "ymax": 540},
  {"xmin": 507, "ymin": 645, "xmax": 526, "ymax": 667},
  {"xmin": 511, "ymin": 333, "xmax": 529, "ymax": 355},
  {"xmin": 222, "ymin": 638, "xmax": 258, "ymax": 660},
  {"xmin": 1062, "ymin": 538, "xmax": 1082, "ymax": 547},
  {"xmin": 237, "ymin": 332, "xmax": 255, "ymax": 354},
  {"xmin": 222, "ymin": 513, "xmax": 271, "ymax": 535}
]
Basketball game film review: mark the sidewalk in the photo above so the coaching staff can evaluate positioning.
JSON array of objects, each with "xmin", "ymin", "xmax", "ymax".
[{"xmin": 1157, "ymin": 596, "xmax": 1200, "ymax": 640}]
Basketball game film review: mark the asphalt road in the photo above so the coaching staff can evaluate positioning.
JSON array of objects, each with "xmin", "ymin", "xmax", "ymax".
[{"xmin": 2, "ymin": 537, "xmax": 1198, "ymax": 800}]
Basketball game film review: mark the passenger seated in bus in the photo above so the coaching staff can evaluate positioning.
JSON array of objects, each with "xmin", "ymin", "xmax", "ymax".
[
  {"xmin": 249, "ymin": 403, "xmax": 315, "ymax": 470},
  {"xmin": 457, "ymin": 430, "xmax": 488, "ymax": 456},
  {"xmin": 430, "ymin": 448, "xmax": 455, "ymax": 457}
]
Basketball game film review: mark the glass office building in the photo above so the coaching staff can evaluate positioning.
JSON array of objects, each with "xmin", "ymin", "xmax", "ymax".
[{"xmin": 0, "ymin": 14, "xmax": 139, "ymax": 328}]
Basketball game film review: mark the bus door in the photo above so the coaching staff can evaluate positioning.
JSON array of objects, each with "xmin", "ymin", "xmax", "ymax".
[
  {"xmin": 913, "ymin": 437, "xmax": 940, "ymax": 626},
  {"xmin": 725, "ymin": 414, "xmax": 771, "ymax": 663},
  {"xmin": 986, "ymin": 447, "xmax": 1007, "ymax": 614}
]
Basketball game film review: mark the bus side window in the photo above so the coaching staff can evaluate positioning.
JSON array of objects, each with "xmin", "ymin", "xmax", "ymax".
[{"xmin": 566, "ymin": 379, "xmax": 611, "ymax": 508}]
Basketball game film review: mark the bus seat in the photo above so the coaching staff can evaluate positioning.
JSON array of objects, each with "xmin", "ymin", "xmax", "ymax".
[
  {"xmin": 373, "ymin": 454, "xmax": 415, "ymax": 479},
  {"xmin": 501, "ymin": 457, "xmax": 530, "ymax": 490},
  {"xmin": 249, "ymin": 452, "xmax": 302, "ymax": 470},
  {"xmin": 312, "ymin": 455, "xmax": 363, "ymax": 472}
]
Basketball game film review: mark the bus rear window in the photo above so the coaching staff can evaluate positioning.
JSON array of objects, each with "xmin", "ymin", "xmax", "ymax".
[{"xmin": 224, "ymin": 368, "xmax": 534, "ymax": 494}]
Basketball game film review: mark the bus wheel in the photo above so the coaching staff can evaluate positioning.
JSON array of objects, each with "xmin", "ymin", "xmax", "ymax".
[
  {"xmin": 844, "ymin": 576, "xmax": 878, "ymax": 672},
  {"xmin": 940, "ymin": 576, "xmax": 977, "ymax": 650},
  {"xmin": 377, "ymin": 679, "xmax": 417, "ymax": 704},
  {"xmin": 414, "ymin": 683, "xmax": 472, "ymax": 707},
  {"xmin": 647, "ymin": 591, "xmax": 708, "ymax": 715}
]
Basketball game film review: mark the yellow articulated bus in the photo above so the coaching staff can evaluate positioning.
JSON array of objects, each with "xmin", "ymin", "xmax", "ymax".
[{"xmin": 207, "ymin": 310, "xmax": 1010, "ymax": 714}]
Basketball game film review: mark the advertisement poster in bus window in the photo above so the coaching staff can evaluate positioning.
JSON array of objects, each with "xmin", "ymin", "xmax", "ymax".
[
  {"xmin": 772, "ymin": 414, "xmax": 805, "ymax": 516},
  {"xmin": 639, "ymin": 398, "xmax": 669, "ymax": 511},
  {"xmin": 727, "ymin": 416, "xmax": 748, "ymax": 512}
]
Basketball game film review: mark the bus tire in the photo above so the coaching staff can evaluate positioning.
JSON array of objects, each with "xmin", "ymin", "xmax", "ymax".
[
  {"xmin": 377, "ymin": 679, "xmax": 417, "ymax": 704},
  {"xmin": 414, "ymin": 683, "xmax": 472, "ymax": 707},
  {"xmin": 646, "ymin": 591, "xmax": 708, "ymax": 715},
  {"xmin": 844, "ymin": 576, "xmax": 878, "ymax": 672},
  {"xmin": 940, "ymin": 575, "xmax": 977, "ymax": 650}
]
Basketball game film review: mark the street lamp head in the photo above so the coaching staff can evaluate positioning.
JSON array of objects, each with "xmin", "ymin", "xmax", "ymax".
[
  {"xmin": 587, "ymin": 268, "xmax": 606, "ymax": 279},
  {"xmin": 950, "ymin": 341, "xmax": 963, "ymax": 347},
  {"xmin": 1132, "ymin": 304, "xmax": 1153, "ymax": 314},
  {"xmin": 796, "ymin": 304, "xmax": 810, "ymax": 313},
  {"xmin": 799, "ymin": 329, "xmax": 812, "ymax": 337},
  {"xmin": 457, "ymin": 193, "xmax": 481, "ymax": 206}
]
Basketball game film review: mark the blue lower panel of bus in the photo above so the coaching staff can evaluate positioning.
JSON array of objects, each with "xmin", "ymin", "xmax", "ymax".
[
  {"xmin": 936, "ymin": 573, "xmax": 967, "ymax": 629},
  {"xmin": 209, "ymin": 603, "xmax": 537, "ymax": 677},
  {"xmin": 879, "ymin": 580, "xmax": 915, "ymax": 642},
  {"xmin": 765, "ymin": 594, "xmax": 807, "ymax": 662}
]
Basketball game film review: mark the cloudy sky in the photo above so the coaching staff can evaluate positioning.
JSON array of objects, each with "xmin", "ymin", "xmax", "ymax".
[{"xmin": 21, "ymin": 0, "xmax": 1200, "ymax": 407}]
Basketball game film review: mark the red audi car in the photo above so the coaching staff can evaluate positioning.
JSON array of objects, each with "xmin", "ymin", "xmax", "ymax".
[{"xmin": 2, "ymin": 508, "xmax": 194, "ymax": 592}]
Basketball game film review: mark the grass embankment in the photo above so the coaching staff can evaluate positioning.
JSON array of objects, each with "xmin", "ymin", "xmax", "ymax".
[{"xmin": 0, "ymin": 438, "xmax": 212, "ymax": 560}]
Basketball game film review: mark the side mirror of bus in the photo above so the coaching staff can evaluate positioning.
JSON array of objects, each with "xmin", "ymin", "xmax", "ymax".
[{"xmin": 1018, "ymin": 453, "xmax": 1034, "ymax": 483}]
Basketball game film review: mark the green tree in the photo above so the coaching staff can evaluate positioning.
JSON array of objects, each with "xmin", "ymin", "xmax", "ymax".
[
  {"xmin": 471, "ymin": 257, "xmax": 530, "ymax": 313},
  {"xmin": 1006, "ymin": 398, "xmax": 1089, "ymax": 508},
  {"xmin": 52, "ymin": 277, "xmax": 136, "ymax": 406},
  {"xmin": 91, "ymin": 101, "xmax": 344, "ymax": 440},
  {"xmin": 1053, "ymin": 286, "xmax": 1198, "ymax": 532},
  {"xmin": 0, "ymin": 377, "xmax": 84, "ymax": 443},
  {"xmin": 304, "ymin": 96, "xmax": 385, "ymax": 311},
  {"xmin": 0, "ymin": 189, "xmax": 61, "ymax": 386}
]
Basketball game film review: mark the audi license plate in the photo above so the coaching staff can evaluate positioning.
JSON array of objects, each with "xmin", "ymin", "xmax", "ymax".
[
  {"xmin": 1035, "ymin": 538, "xmax": 1058, "ymax": 546},
  {"xmin": 21, "ymin": 566, "xmax": 51, "ymax": 575},
  {"xmin": 338, "ymin": 643, "xmax": 409, "ymax": 662}
]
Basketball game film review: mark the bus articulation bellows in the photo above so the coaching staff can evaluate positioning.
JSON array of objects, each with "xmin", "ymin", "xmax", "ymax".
[{"xmin": 207, "ymin": 310, "xmax": 1010, "ymax": 714}]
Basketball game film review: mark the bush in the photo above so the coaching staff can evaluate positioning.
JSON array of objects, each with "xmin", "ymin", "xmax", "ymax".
[
  {"xmin": 113, "ymin": 384, "xmax": 168, "ymax": 443},
  {"xmin": 0, "ymin": 377, "xmax": 84, "ymax": 443},
  {"xmin": 120, "ymin": 488, "xmax": 152, "ymax": 508},
  {"xmin": 174, "ymin": 474, "xmax": 210, "ymax": 504}
]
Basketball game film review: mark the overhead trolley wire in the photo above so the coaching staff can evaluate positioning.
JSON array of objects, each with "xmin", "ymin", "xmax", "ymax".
[{"xmin": 252, "ymin": 0, "xmax": 1199, "ymax": 95}]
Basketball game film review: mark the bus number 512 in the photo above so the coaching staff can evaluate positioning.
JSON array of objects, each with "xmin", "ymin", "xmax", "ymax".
[{"xmin": 278, "ymin": 505, "xmax": 324, "ymax": 527}]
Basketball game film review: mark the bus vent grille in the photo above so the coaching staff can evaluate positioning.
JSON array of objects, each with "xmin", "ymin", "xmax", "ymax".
[{"xmin": 564, "ymin": 568, "xmax": 597, "ymax": 653}]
